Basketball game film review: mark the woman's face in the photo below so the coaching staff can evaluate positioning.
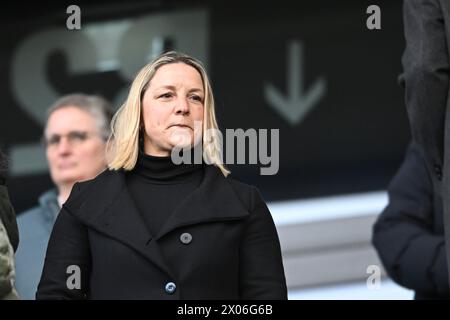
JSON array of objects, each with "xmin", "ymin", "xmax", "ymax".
[{"xmin": 141, "ymin": 62, "xmax": 205, "ymax": 157}]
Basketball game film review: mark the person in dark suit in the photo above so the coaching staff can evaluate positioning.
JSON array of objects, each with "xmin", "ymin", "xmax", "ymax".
[
  {"xmin": 372, "ymin": 142, "xmax": 449, "ymax": 299},
  {"xmin": 36, "ymin": 51, "xmax": 287, "ymax": 300},
  {"xmin": 402, "ymin": 0, "xmax": 450, "ymax": 286}
]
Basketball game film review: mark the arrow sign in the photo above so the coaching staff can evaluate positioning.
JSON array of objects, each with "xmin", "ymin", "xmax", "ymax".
[{"xmin": 264, "ymin": 40, "xmax": 326, "ymax": 126}]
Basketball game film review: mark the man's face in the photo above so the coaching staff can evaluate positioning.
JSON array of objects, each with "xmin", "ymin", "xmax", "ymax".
[{"xmin": 45, "ymin": 106, "xmax": 107, "ymax": 189}]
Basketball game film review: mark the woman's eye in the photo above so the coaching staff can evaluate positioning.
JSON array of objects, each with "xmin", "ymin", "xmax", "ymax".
[
  {"xmin": 158, "ymin": 93, "xmax": 173, "ymax": 99},
  {"xmin": 190, "ymin": 95, "xmax": 203, "ymax": 102}
]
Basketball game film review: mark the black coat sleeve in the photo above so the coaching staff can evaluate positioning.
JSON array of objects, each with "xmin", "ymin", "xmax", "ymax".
[
  {"xmin": 402, "ymin": 0, "xmax": 449, "ymax": 180},
  {"xmin": 239, "ymin": 186, "xmax": 287, "ymax": 299},
  {"xmin": 36, "ymin": 183, "xmax": 91, "ymax": 300},
  {"xmin": 372, "ymin": 143, "xmax": 449, "ymax": 296}
]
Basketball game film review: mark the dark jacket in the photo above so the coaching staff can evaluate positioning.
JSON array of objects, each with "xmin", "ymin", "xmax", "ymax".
[
  {"xmin": 372, "ymin": 143, "xmax": 449, "ymax": 299},
  {"xmin": 36, "ymin": 165, "xmax": 287, "ymax": 300},
  {"xmin": 402, "ymin": 0, "xmax": 450, "ymax": 284}
]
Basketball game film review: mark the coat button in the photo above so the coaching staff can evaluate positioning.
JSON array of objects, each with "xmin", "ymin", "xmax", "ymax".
[
  {"xmin": 180, "ymin": 232, "xmax": 192, "ymax": 245},
  {"xmin": 434, "ymin": 164, "xmax": 443, "ymax": 181},
  {"xmin": 165, "ymin": 282, "xmax": 176, "ymax": 294}
]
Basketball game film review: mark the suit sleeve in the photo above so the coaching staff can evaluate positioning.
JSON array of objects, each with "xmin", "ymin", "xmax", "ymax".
[
  {"xmin": 239, "ymin": 186, "xmax": 287, "ymax": 299},
  {"xmin": 402, "ymin": 0, "xmax": 449, "ymax": 178},
  {"xmin": 36, "ymin": 183, "xmax": 91, "ymax": 300},
  {"xmin": 372, "ymin": 143, "xmax": 449, "ymax": 296}
]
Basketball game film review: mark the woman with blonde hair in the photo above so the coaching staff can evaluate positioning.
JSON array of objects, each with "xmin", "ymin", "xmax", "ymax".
[{"xmin": 37, "ymin": 51, "xmax": 287, "ymax": 299}]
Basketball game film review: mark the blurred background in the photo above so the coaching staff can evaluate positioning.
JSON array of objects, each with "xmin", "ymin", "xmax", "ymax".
[{"xmin": 0, "ymin": 0, "xmax": 413, "ymax": 298}]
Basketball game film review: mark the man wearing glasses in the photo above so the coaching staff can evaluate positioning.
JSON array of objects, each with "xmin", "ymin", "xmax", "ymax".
[{"xmin": 15, "ymin": 94, "xmax": 113, "ymax": 299}]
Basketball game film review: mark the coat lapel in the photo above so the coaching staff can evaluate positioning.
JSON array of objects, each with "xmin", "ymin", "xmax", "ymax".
[
  {"xmin": 155, "ymin": 165, "xmax": 250, "ymax": 240},
  {"xmin": 64, "ymin": 165, "xmax": 249, "ymax": 278},
  {"xmin": 66, "ymin": 170, "xmax": 174, "ymax": 279}
]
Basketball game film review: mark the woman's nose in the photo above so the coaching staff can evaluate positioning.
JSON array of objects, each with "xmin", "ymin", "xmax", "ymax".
[{"xmin": 174, "ymin": 97, "xmax": 190, "ymax": 115}]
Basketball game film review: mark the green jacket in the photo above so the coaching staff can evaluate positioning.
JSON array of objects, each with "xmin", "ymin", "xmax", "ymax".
[
  {"xmin": 0, "ymin": 185, "xmax": 18, "ymax": 252},
  {"xmin": 0, "ymin": 184, "xmax": 19, "ymax": 299}
]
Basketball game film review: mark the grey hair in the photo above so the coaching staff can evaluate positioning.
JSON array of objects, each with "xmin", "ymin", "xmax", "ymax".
[{"xmin": 46, "ymin": 93, "xmax": 114, "ymax": 140}]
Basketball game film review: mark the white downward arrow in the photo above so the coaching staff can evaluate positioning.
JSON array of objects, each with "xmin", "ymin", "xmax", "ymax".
[{"xmin": 264, "ymin": 40, "xmax": 326, "ymax": 126}]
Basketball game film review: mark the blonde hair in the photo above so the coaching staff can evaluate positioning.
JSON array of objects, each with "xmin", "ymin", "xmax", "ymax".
[{"xmin": 107, "ymin": 51, "xmax": 230, "ymax": 176}]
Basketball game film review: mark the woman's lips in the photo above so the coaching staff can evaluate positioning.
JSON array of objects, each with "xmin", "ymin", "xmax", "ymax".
[{"xmin": 170, "ymin": 124, "xmax": 192, "ymax": 129}]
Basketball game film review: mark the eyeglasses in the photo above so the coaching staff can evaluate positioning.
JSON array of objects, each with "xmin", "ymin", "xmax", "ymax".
[{"xmin": 42, "ymin": 131, "xmax": 103, "ymax": 148}]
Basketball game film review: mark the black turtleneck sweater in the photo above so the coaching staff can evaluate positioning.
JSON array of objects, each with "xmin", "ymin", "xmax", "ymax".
[{"xmin": 125, "ymin": 151, "xmax": 204, "ymax": 237}]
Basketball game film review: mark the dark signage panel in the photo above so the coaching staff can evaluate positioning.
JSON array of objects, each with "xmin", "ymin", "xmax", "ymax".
[{"xmin": 0, "ymin": 1, "xmax": 408, "ymax": 212}]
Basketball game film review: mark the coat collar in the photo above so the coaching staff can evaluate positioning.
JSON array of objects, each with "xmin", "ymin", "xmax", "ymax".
[
  {"xmin": 64, "ymin": 165, "xmax": 249, "ymax": 278},
  {"xmin": 154, "ymin": 165, "xmax": 249, "ymax": 239}
]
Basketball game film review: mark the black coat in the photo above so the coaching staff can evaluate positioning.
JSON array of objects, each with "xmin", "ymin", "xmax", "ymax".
[
  {"xmin": 372, "ymin": 143, "xmax": 449, "ymax": 299},
  {"xmin": 36, "ymin": 165, "xmax": 287, "ymax": 300},
  {"xmin": 402, "ymin": 0, "xmax": 450, "ymax": 286}
]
